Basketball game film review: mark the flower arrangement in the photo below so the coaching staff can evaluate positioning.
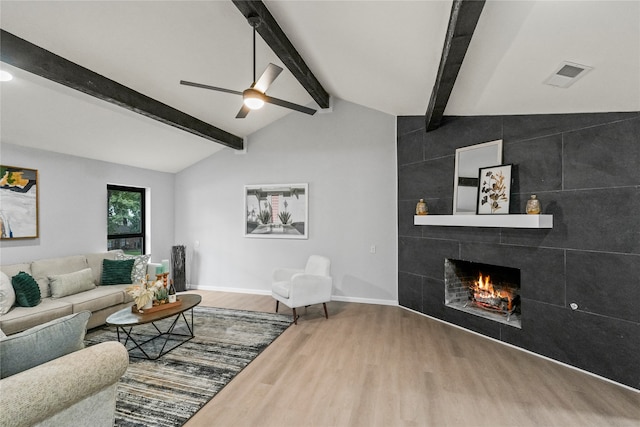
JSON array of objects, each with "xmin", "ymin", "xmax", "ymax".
[{"xmin": 126, "ymin": 275, "xmax": 163, "ymax": 310}]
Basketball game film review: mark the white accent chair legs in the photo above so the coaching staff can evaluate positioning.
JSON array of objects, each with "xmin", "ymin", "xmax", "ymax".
[{"xmin": 272, "ymin": 255, "xmax": 332, "ymax": 325}]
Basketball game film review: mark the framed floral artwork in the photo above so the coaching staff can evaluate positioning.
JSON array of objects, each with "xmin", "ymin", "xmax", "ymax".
[{"xmin": 477, "ymin": 164, "xmax": 512, "ymax": 215}]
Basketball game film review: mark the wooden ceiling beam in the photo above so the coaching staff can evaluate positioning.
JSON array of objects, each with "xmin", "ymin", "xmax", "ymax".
[
  {"xmin": 0, "ymin": 29, "xmax": 244, "ymax": 150},
  {"xmin": 232, "ymin": 0, "xmax": 330, "ymax": 109},
  {"xmin": 425, "ymin": 0, "xmax": 486, "ymax": 132}
]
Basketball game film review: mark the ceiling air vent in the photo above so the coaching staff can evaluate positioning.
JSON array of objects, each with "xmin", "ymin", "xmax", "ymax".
[{"xmin": 544, "ymin": 61, "xmax": 593, "ymax": 88}]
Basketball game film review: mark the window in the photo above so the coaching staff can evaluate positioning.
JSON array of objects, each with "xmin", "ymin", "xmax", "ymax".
[{"xmin": 107, "ymin": 185, "xmax": 145, "ymax": 255}]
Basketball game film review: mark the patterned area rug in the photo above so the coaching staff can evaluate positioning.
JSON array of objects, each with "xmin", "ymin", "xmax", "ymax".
[{"xmin": 85, "ymin": 306, "xmax": 292, "ymax": 427}]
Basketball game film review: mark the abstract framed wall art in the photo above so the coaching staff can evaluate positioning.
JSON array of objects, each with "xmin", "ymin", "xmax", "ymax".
[
  {"xmin": 244, "ymin": 183, "xmax": 308, "ymax": 239},
  {"xmin": 0, "ymin": 165, "xmax": 39, "ymax": 239},
  {"xmin": 477, "ymin": 164, "xmax": 512, "ymax": 215}
]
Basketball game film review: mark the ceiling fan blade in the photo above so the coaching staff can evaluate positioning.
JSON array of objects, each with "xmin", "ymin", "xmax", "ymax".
[
  {"xmin": 236, "ymin": 104, "xmax": 251, "ymax": 119},
  {"xmin": 263, "ymin": 95, "xmax": 317, "ymax": 115},
  {"xmin": 252, "ymin": 63, "xmax": 283, "ymax": 93},
  {"xmin": 180, "ymin": 80, "xmax": 243, "ymax": 96}
]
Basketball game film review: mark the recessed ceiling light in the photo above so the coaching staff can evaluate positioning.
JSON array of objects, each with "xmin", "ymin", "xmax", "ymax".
[
  {"xmin": 0, "ymin": 70, "xmax": 13, "ymax": 82},
  {"xmin": 544, "ymin": 61, "xmax": 593, "ymax": 88}
]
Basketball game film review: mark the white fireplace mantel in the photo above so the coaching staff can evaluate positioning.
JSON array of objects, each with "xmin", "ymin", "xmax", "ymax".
[{"xmin": 414, "ymin": 214, "xmax": 553, "ymax": 229}]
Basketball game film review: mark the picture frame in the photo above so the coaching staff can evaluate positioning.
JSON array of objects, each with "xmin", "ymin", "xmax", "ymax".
[
  {"xmin": 244, "ymin": 183, "xmax": 308, "ymax": 239},
  {"xmin": 0, "ymin": 165, "xmax": 39, "ymax": 239},
  {"xmin": 477, "ymin": 164, "xmax": 512, "ymax": 215}
]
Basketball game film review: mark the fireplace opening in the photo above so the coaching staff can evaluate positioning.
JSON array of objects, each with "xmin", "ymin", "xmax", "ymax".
[{"xmin": 444, "ymin": 259, "xmax": 521, "ymax": 328}]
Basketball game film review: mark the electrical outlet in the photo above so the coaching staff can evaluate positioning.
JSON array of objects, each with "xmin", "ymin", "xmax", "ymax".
[{"xmin": 370, "ymin": 245, "xmax": 376, "ymax": 254}]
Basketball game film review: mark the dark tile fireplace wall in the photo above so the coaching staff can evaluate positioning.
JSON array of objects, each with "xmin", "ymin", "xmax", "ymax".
[{"xmin": 397, "ymin": 113, "xmax": 640, "ymax": 389}]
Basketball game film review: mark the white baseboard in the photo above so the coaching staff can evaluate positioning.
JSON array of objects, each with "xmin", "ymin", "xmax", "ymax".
[
  {"xmin": 189, "ymin": 284, "xmax": 271, "ymax": 296},
  {"xmin": 331, "ymin": 295, "xmax": 397, "ymax": 306},
  {"xmin": 188, "ymin": 285, "xmax": 397, "ymax": 306},
  {"xmin": 400, "ymin": 306, "xmax": 640, "ymax": 394}
]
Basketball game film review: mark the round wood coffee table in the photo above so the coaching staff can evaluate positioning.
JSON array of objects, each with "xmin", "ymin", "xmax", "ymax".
[{"xmin": 106, "ymin": 293, "xmax": 202, "ymax": 360}]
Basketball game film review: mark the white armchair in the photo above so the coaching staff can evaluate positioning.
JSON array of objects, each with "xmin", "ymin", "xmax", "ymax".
[{"xmin": 272, "ymin": 255, "xmax": 332, "ymax": 325}]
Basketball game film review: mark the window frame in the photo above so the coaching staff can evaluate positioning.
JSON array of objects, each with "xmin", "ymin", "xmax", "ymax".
[{"xmin": 107, "ymin": 184, "xmax": 146, "ymax": 254}]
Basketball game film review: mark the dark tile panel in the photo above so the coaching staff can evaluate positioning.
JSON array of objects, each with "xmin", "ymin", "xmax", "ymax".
[
  {"xmin": 398, "ymin": 272, "xmax": 423, "ymax": 312},
  {"xmin": 398, "ymin": 156, "xmax": 454, "ymax": 201},
  {"xmin": 459, "ymin": 242, "xmax": 565, "ymax": 306},
  {"xmin": 397, "ymin": 129, "xmax": 425, "ymax": 167},
  {"xmin": 397, "ymin": 116, "xmax": 426, "ymax": 136},
  {"xmin": 504, "ymin": 134, "xmax": 563, "ymax": 194},
  {"xmin": 502, "ymin": 300, "xmax": 640, "ymax": 389},
  {"xmin": 422, "ymin": 277, "xmax": 446, "ymax": 318},
  {"xmin": 441, "ymin": 305, "xmax": 502, "ymax": 340},
  {"xmin": 502, "ymin": 187, "xmax": 640, "ymax": 254},
  {"xmin": 398, "ymin": 200, "xmax": 423, "ymax": 238},
  {"xmin": 566, "ymin": 251, "xmax": 640, "ymax": 323},
  {"xmin": 398, "ymin": 237, "xmax": 459, "ymax": 279},
  {"xmin": 424, "ymin": 116, "xmax": 503, "ymax": 160},
  {"xmin": 503, "ymin": 112, "xmax": 639, "ymax": 144},
  {"xmin": 564, "ymin": 118, "xmax": 640, "ymax": 190},
  {"xmin": 419, "ymin": 197, "xmax": 453, "ymax": 216}
]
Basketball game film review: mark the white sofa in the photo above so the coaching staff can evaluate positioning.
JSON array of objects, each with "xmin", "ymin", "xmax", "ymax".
[{"xmin": 0, "ymin": 250, "xmax": 157, "ymax": 335}]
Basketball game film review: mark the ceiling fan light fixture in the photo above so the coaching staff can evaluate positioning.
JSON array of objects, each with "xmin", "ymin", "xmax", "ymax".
[{"xmin": 243, "ymin": 88, "xmax": 265, "ymax": 110}]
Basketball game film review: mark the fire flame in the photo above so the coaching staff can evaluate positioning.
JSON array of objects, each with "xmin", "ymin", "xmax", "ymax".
[{"xmin": 474, "ymin": 273, "xmax": 513, "ymax": 311}]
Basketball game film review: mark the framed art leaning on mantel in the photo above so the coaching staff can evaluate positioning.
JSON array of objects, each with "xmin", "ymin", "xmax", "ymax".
[
  {"xmin": 0, "ymin": 165, "xmax": 39, "ymax": 239},
  {"xmin": 477, "ymin": 164, "xmax": 512, "ymax": 215},
  {"xmin": 244, "ymin": 183, "xmax": 308, "ymax": 239}
]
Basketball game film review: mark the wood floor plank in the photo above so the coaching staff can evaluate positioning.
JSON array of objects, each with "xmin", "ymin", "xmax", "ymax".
[{"xmin": 184, "ymin": 290, "xmax": 640, "ymax": 427}]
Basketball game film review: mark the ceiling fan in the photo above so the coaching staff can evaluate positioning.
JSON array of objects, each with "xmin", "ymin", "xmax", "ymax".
[{"xmin": 180, "ymin": 15, "xmax": 316, "ymax": 119}]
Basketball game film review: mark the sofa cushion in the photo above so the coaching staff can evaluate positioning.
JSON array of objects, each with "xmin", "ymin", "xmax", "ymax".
[
  {"xmin": 0, "ymin": 263, "xmax": 32, "ymax": 281},
  {"xmin": 116, "ymin": 253, "xmax": 151, "ymax": 284},
  {"xmin": 0, "ymin": 310, "xmax": 90, "ymax": 379},
  {"xmin": 31, "ymin": 255, "xmax": 88, "ymax": 298},
  {"xmin": 0, "ymin": 272, "xmax": 15, "ymax": 314},
  {"xmin": 12, "ymin": 272, "xmax": 41, "ymax": 307},
  {"xmin": 49, "ymin": 268, "xmax": 96, "ymax": 298},
  {"xmin": 0, "ymin": 298, "xmax": 73, "ymax": 336},
  {"xmin": 85, "ymin": 250, "xmax": 122, "ymax": 287},
  {"xmin": 101, "ymin": 259, "xmax": 134, "ymax": 285},
  {"xmin": 58, "ymin": 285, "xmax": 126, "ymax": 313}
]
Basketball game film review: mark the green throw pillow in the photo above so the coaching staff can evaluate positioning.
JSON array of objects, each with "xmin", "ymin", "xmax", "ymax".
[
  {"xmin": 11, "ymin": 272, "xmax": 41, "ymax": 307},
  {"xmin": 101, "ymin": 258, "xmax": 135, "ymax": 285}
]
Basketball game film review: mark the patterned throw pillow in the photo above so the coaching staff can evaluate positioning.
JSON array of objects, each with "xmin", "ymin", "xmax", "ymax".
[
  {"xmin": 115, "ymin": 253, "xmax": 151, "ymax": 284},
  {"xmin": 101, "ymin": 259, "xmax": 135, "ymax": 285},
  {"xmin": 11, "ymin": 272, "xmax": 41, "ymax": 307}
]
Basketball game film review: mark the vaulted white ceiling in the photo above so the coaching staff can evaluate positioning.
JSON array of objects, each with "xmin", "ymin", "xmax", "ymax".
[{"xmin": 1, "ymin": 1, "xmax": 638, "ymax": 173}]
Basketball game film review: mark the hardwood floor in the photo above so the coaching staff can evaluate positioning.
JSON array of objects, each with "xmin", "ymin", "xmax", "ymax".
[{"xmin": 184, "ymin": 290, "xmax": 639, "ymax": 427}]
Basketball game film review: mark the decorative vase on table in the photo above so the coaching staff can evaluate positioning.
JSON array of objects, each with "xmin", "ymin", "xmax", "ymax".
[{"xmin": 171, "ymin": 245, "xmax": 187, "ymax": 292}]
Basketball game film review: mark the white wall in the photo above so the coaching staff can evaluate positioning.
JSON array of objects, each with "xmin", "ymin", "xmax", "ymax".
[
  {"xmin": 0, "ymin": 143, "xmax": 175, "ymax": 265},
  {"xmin": 175, "ymin": 99, "xmax": 398, "ymax": 304}
]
